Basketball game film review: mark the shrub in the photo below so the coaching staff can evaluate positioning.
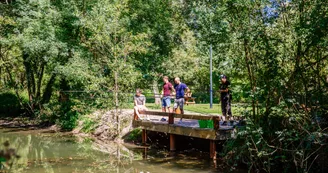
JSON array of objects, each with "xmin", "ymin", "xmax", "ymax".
[
  {"xmin": 81, "ymin": 117, "xmax": 97, "ymax": 133},
  {"xmin": 57, "ymin": 109, "xmax": 79, "ymax": 131},
  {"xmin": 54, "ymin": 101, "xmax": 80, "ymax": 131},
  {"xmin": 125, "ymin": 128, "xmax": 142, "ymax": 141},
  {"xmin": 222, "ymin": 115, "xmax": 328, "ymax": 173},
  {"xmin": 0, "ymin": 90, "xmax": 28, "ymax": 117}
]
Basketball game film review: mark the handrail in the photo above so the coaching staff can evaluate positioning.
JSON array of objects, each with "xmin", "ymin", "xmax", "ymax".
[
  {"xmin": 138, "ymin": 110, "xmax": 220, "ymax": 120},
  {"xmin": 136, "ymin": 110, "xmax": 220, "ymax": 130}
]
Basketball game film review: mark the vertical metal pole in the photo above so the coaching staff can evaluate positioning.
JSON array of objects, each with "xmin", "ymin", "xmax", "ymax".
[{"xmin": 210, "ymin": 45, "xmax": 213, "ymax": 108}]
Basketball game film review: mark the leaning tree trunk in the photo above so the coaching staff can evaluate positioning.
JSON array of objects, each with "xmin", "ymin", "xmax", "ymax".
[
  {"xmin": 41, "ymin": 74, "xmax": 56, "ymax": 104},
  {"xmin": 153, "ymin": 79, "xmax": 161, "ymax": 105},
  {"xmin": 23, "ymin": 52, "xmax": 36, "ymax": 111}
]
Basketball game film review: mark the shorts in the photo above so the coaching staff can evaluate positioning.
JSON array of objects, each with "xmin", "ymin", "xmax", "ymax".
[
  {"xmin": 162, "ymin": 96, "xmax": 171, "ymax": 107},
  {"xmin": 174, "ymin": 98, "xmax": 185, "ymax": 110},
  {"xmin": 135, "ymin": 105, "xmax": 147, "ymax": 111}
]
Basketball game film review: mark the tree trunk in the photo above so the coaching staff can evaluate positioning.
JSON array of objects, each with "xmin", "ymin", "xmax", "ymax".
[
  {"xmin": 243, "ymin": 38, "xmax": 256, "ymax": 120},
  {"xmin": 58, "ymin": 78, "xmax": 70, "ymax": 102},
  {"xmin": 36, "ymin": 63, "xmax": 45, "ymax": 100},
  {"xmin": 153, "ymin": 79, "xmax": 161, "ymax": 105},
  {"xmin": 23, "ymin": 52, "xmax": 35, "ymax": 110},
  {"xmin": 41, "ymin": 74, "xmax": 56, "ymax": 104}
]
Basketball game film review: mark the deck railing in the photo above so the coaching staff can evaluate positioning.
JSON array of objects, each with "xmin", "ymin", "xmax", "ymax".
[{"xmin": 135, "ymin": 110, "xmax": 221, "ymax": 130}]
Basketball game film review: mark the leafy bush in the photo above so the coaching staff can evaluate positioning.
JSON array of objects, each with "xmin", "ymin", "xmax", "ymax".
[
  {"xmin": 56, "ymin": 109, "xmax": 79, "ymax": 131},
  {"xmin": 52, "ymin": 101, "xmax": 80, "ymax": 131},
  {"xmin": 0, "ymin": 90, "xmax": 29, "ymax": 117},
  {"xmin": 222, "ymin": 113, "xmax": 328, "ymax": 173},
  {"xmin": 81, "ymin": 117, "xmax": 97, "ymax": 133},
  {"xmin": 125, "ymin": 128, "xmax": 142, "ymax": 141}
]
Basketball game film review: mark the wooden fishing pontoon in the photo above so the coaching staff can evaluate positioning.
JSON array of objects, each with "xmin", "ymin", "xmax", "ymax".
[{"xmin": 132, "ymin": 110, "xmax": 237, "ymax": 159}]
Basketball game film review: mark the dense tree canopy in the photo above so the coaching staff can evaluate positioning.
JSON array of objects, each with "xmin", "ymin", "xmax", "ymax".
[{"xmin": 0, "ymin": 0, "xmax": 327, "ymax": 172}]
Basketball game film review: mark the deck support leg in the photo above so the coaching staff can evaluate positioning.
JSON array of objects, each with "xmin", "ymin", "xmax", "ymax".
[
  {"xmin": 170, "ymin": 134, "xmax": 176, "ymax": 151},
  {"xmin": 142, "ymin": 129, "xmax": 147, "ymax": 145},
  {"xmin": 210, "ymin": 140, "xmax": 216, "ymax": 160},
  {"xmin": 168, "ymin": 113, "xmax": 174, "ymax": 124},
  {"xmin": 142, "ymin": 148, "xmax": 147, "ymax": 159}
]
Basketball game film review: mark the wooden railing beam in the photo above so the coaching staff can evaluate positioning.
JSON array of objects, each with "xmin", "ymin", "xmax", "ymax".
[{"xmin": 138, "ymin": 110, "xmax": 221, "ymax": 121}]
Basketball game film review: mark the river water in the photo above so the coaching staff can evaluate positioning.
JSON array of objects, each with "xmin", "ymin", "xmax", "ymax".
[{"xmin": 0, "ymin": 127, "xmax": 244, "ymax": 173}]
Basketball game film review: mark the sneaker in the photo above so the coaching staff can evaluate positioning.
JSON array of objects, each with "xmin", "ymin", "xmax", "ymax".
[{"xmin": 160, "ymin": 118, "xmax": 166, "ymax": 121}]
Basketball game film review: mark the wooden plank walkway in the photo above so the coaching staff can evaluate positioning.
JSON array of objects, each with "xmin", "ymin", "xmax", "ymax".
[
  {"xmin": 132, "ymin": 110, "xmax": 242, "ymax": 159},
  {"xmin": 133, "ymin": 115, "xmax": 236, "ymax": 140}
]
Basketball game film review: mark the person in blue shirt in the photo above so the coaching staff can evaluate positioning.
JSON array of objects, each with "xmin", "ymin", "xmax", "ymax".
[{"xmin": 173, "ymin": 77, "xmax": 190, "ymax": 122}]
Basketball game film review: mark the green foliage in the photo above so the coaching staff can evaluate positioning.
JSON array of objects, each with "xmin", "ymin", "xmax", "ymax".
[
  {"xmin": 0, "ymin": 91, "xmax": 21, "ymax": 116},
  {"xmin": 0, "ymin": 0, "xmax": 328, "ymax": 171},
  {"xmin": 222, "ymin": 98, "xmax": 328, "ymax": 172},
  {"xmin": 56, "ymin": 102, "xmax": 79, "ymax": 131},
  {"xmin": 81, "ymin": 117, "xmax": 97, "ymax": 133},
  {"xmin": 0, "ymin": 90, "xmax": 29, "ymax": 116},
  {"xmin": 125, "ymin": 128, "xmax": 142, "ymax": 141}
]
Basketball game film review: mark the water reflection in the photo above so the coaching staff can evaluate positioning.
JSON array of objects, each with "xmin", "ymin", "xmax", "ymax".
[{"xmin": 0, "ymin": 128, "xmax": 243, "ymax": 173}]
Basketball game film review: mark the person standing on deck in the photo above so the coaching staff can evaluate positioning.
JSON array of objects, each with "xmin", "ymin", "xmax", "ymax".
[
  {"xmin": 160, "ymin": 76, "xmax": 175, "ymax": 121},
  {"xmin": 219, "ymin": 75, "xmax": 232, "ymax": 125},
  {"xmin": 134, "ymin": 89, "xmax": 150, "ymax": 120},
  {"xmin": 173, "ymin": 77, "xmax": 190, "ymax": 122}
]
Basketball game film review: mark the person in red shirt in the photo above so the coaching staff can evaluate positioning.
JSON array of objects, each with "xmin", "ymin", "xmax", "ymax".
[{"xmin": 161, "ymin": 76, "xmax": 175, "ymax": 113}]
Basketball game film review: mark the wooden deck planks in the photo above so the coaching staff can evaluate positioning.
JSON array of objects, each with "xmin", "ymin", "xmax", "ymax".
[
  {"xmin": 133, "ymin": 109, "xmax": 238, "ymax": 159},
  {"xmin": 132, "ymin": 120, "xmax": 234, "ymax": 140}
]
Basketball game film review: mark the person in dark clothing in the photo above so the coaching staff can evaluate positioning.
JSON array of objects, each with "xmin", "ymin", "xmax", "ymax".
[{"xmin": 219, "ymin": 75, "xmax": 232, "ymax": 124}]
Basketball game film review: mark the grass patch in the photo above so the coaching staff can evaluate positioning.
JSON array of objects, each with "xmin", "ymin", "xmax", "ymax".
[
  {"xmin": 183, "ymin": 104, "xmax": 251, "ymax": 116},
  {"xmin": 124, "ymin": 102, "xmax": 251, "ymax": 116}
]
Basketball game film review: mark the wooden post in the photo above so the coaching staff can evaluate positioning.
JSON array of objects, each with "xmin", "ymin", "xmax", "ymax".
[
  {"xmin": 142, "ymin": 148, "xmax": 147, "ymax": 159},
  {"xmin": 214, "ymin": 116, "xmax": 220, "ymax": 131},
  {"xmin": 170, "ymin": 134, "xmax": 176, "ymax": 151},
  {"xmin": 168, "ymin": 112, "xmax": 174, "ymax": 124},
  {"xmin": 210, "ymin": 140, "xmax": 216, "ymax": 160},
  {"xmin": 168, "ymin": 112, "xmax": 176, "ymax": 151},
  {"xmin": 142, "ymin": 129, "xmax": 147, "ymax": 145}
]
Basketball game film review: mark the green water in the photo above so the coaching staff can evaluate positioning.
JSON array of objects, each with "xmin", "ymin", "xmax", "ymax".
[{"xmin": 0, "ymin": 128, "xmax": 243, "ymax": 173}]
